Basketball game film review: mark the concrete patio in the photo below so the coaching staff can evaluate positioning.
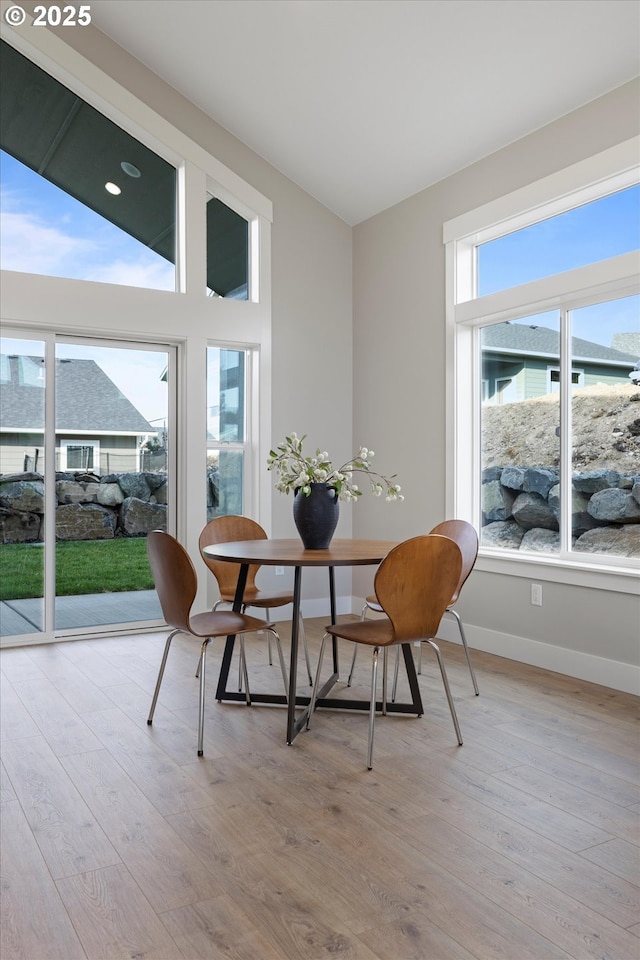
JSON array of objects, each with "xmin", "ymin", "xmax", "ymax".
[{"xmin": 0, "ymin": 590, "xmax": 162, "ymax": 638}]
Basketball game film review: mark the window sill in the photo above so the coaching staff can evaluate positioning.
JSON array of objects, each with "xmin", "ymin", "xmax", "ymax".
[{"xmin": 477, "ymin": 549, "xmax": 640, "ymax": 595}]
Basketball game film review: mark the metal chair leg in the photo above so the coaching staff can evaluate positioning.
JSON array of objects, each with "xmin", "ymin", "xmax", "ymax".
[
  {"xmin": 448, "ymin": 608, "xmax": 480, "ymax": 695},
  {"xmin": 367, "ymin": 648, "xmax": 380, "ymax": 769},
  {"xmin": 424, "ymin": 639, "xmax": 463, "ymax": 746},
  {"xmin": 306, "ymin": 632, "xmax": 328, "ymax": 729},
  {"xmin": 265, "ymin": 607, "xmax": 273, "ymax": 665},
  {"xmin": 238, "ymin": 635, "xmax": 251, "ymax": 705},
  {"xmin": 390, "ymin": 645, "xmax": 400, "ymax": 702},
  {"xmin": 268, "ymin": 626, "xmax": 289, "ymax": 701},
  {"xmin": 197, "ymin": 598, "xmax": 223, "ymax": 680},
  {"xmin": 347, "ymin": 644, "xmax": 358, "ymax": 686},
  {"xmin": 147, "ymin": 629, "xmax": 177, "ymax": 725},
  {"xmin": 382, "ymin": 648, "xmax": 388, "ymax": 716},
  {"xmin": 197, "ymin": 638, "xmax": 211, "ymax": 756},
  {"xmin": 347, "ymin": 601, "xmax": 371, "ymax": 686}
]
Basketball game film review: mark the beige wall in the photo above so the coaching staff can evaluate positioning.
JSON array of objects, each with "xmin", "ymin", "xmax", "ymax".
[
  {"xmin": 31, "ymin": 25, "xmax": 640, "ymax": 677},
  {"xmin": 352, "ymin": 79, "xmax": 640, "ymax": 676}
]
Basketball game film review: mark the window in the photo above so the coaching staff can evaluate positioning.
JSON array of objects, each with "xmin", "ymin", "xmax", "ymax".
[
  {"xmin": 60, "ymin": 439, "xmax": 99, "ymax": 471},
  {"xmin": 206, "ymin": 347, "xmax": 250, "ymax": 519},
  {"xmin": 548, "ymin": 369, "xmax": 584, "ymax": 392},
  {"xmin": 445, "ymin": 140, "xmax": 640, "ymax": 582},
  {"xmin": 477, "ymin": 184, "xmax": 640, "ymax": 296},
  {"xmin": 206, "ymin": 191, "xmax": 249, "ymax": 299},
  {"xmin": 0, "ymin": 40, "xmax": 176, "ymax": 291}
]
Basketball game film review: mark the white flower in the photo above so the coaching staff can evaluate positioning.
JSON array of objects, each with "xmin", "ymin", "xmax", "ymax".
[{"xmin": 267, "ymin": 433, "xmax": 402, "ymax": 504}]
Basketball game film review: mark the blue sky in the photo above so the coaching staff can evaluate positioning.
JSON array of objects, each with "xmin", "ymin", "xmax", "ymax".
[
  {"xmin": 478, "ymin": 183, "xmax": 640, "ymax": 350},
  {"xmin": 0, "ymin": 151, "xmax": 174, "ymax": 290}
]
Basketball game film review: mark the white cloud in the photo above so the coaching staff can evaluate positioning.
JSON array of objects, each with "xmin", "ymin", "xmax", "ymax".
[
  {"xmin": 0, "ymin": 207, "xmax": 89, "ymax": 274},
  {"xmin": 0, "ymin": 198, "xmax": 174, "ymax": 291}
]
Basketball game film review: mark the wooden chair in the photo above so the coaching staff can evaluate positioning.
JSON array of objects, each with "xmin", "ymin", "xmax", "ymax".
[
  {"xmin": 307, "ymin": 534, "xmax": 464, "ymax": 769},
  {"xmin": 146, "ymin": 530, "xmax": 288, "ymax": 756},
  {"xmin": 199, "ymin": 516, "xmax": 313, "ymax": 687},
  {"xmin": 347, "ymin": 519, "xmax": 479, "ymax": 698}
]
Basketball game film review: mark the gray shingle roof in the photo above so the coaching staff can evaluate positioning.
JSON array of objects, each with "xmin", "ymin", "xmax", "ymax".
[
  {"xmin": 0, "ymin": 356, "xmax": 153, "ymax": 432},
  {"xmin": 481, "ymin": 323, "xmax": 638, "ymax": 364}
]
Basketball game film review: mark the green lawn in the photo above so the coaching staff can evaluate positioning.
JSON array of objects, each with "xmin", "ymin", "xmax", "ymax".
[{"xmin": 0, "ymin": 538, "xmax": 154, "ymax": 600}]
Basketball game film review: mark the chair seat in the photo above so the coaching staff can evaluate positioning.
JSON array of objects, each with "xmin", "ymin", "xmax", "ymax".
[
  {"xmin": 218, "ymin": 587, "xmax": 295, "ymax": 607},
  {"xmin": 326, "ymin": 618, "xmax": 395, "ymax": 648},
  {"xmin": 189, "ymin": 609, "xmax": 274, "ymax": 638},
  {"xmin": 364, "ymin": 594, "xmax": 383, "ymax": 611}
]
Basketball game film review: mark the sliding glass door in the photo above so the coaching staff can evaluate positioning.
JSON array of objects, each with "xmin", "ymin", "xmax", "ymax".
[{"xmin": 0, "ymin": 332, "xmax": 174, "ymax": 643}]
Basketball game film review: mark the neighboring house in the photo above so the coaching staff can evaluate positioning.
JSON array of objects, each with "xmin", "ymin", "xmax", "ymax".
[
  {"xmin": 481, "ymin": 322, "xmax": 638, "ymax": 404},
  {"xmin": 0, "ymin": 355, "xmax": 154, "ymax": 474}
]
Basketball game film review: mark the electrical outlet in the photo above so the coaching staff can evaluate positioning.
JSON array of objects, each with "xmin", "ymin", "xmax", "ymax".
[
  {"xmin": 275, "ymin": 566, "xmax": 284, "ymax": 575},
  {"xmin": 531, "ymin": 583, "xmax": 543, "ymax": 606}
]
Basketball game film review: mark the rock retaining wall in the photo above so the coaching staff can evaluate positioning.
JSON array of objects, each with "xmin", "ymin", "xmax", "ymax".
[
  {"xmin": 0, "ymin": 471, "xmax": 167, "ymax": 542},
  {"xmin": 482, "ymin": 466, "xmax": 640, "ymax": 557},
  {"xmin": 3, "ymin": 467, "xmax": 638, "ymax": 557}
]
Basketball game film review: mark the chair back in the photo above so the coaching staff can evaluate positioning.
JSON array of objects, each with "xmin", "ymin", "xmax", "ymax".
[
  {"xmin": 429, "ymin": 519, "xmax": 478, "ymax": 604},
  {"xmin": 374, "ymin": 535, "xmax": 462, "ymax": 644},
  {"xmin": 199, "ymin": 516, "xmax": 267, "ymax": 597},
  {"xmin": 147, "ymin": 530, "xmax": 197, "ymax": 632}
]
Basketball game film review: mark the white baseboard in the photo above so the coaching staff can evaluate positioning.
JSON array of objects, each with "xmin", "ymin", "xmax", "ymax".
[
  {"xmin": 288, "ymin": 595, "xmax": 639, "ymax": 695},
  {"xmin": 336, "ymin": 596, "xmax": 639, "ymax": 696},
  {"xmin": 442, "ymin": 619, "xmax": 639, "ymax": 695}
]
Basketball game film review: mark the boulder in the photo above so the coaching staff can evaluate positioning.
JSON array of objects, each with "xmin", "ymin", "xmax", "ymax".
[
  {"xmin": 523, "ymin": 467, "xmax": 558, "ymax": 498},
  {"xmin": 480, "ymin": 520, "xmax": 526, "ymax": 549},
  {"xmin": 548, "ymin": 483, "xmax": 604, "ymax": 534},
  {"xmin": 482, "ymin": 481, "xmax": 515, "ymax": 522},
  {"xmin": 143, "ymin": 472, "xmax": 167, "ymax": 492},
  {"xmin": 574, "ymin": 525, "xmax": 640, "ymax": 558},
  {"xmin": 150, "ymin": 481, "xmax": 168, "ymax": 505},
  {"xmin": 0, "ymin": 472, "xmax": 42, "ymax": 482},
  {"xmin": 0, "ymin": 479, "xmax": 44, "ymax": 513},
  {"xmin": 121, "ymin": 497, "xmax": 166, "ymax": 536},
  {"xmin": 55, "ymin": 504, "xmax": 116, "ymax": 540},
  {"xmin": 520, "ymin": 528, "xmax": 562, "ymax": 552},
  {"xmin": 573, "ymin": 470, "xmax": 621, "ymax": 494},
  {"xmin": 55, "ymin": 480, "xmax": 99, "ymax": 504},
  {"xmin": 511, "ymin": 492, "xmax": 558, "ymax": 530},
  {"xmin": 481, "ymin": 466, "xmax": 503, "ymax": 483},
  {"xmin": 97, "ymin": 483, "xmax": 125, "ymax": 507},
  {"xmin": 500, "ymin": 466, "xmax": 526, "ymax": 491},
  {"xmin": 587, "ymin": 489, "xmax": 640, "ymax": 524},
  {"xmin": 0, "ymin": 507, "xmax": 41, "ymax": 543},
  {"xmin": 115, "ymin": 473, "xmax": 151, "ymax": 500}
]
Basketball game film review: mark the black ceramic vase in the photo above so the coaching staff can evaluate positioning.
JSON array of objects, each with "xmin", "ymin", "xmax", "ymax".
[{"xmin": 293, "ymin": 482, "xmax": 339, "ymax": 549}]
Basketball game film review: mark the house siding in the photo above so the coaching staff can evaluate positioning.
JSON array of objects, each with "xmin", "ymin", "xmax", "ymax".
[{"xmin": 0, "ymin": 433, "xmax": 141, "ymax": 474}]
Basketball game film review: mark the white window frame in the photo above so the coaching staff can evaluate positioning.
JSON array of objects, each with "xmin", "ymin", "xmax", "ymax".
[
  {"xmin": 444, "ymin": 138, "xmax": 640, "ymax": 595},
  {"xmin": 60, "ymin": 438, "xmax": 100, "ymax": 471}
]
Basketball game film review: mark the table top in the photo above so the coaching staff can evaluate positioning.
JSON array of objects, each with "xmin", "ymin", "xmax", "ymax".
[{"xmin": 202, "ymin": 538, "xmax": 397, "ymax": 567}]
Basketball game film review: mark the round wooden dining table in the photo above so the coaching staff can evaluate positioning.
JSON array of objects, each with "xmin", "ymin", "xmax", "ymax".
[{"xmin": 202, "ymin": 538, "xmax": 425, "ymax": 743}]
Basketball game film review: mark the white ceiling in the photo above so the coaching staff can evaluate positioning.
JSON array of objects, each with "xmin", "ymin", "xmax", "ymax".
[{"xmin": 91, "ymin": 0, "xmax": 640, "ymax": 225}]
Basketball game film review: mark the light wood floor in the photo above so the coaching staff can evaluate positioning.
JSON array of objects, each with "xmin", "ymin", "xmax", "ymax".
[{"xmin": 1, "ymin": 618, "xmax": 638, "ymax": 960}]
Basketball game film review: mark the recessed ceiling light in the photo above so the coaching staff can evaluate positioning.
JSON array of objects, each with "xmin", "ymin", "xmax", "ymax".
[
  {"xmin": 120, "ymin": 161, "xmax": 141, "ymax": 178},
  {"xmin": 105, "ymin": 182, "xmax": 122, "ymax": 195}
]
